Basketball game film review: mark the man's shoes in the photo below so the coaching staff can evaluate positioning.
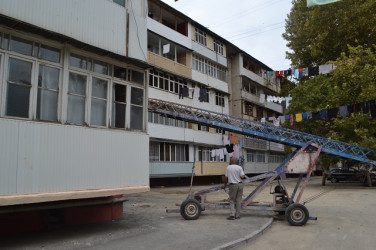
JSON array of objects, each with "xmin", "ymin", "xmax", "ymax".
[
  {"xmin": 235, "ymin": 216, "xmax": 240, "ymax": 219},
  {"xmin": 227, "ymin": 216, "xmax": 235, "ymax": 220}
]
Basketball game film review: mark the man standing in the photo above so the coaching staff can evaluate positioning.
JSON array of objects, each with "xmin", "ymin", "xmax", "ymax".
[{"xmin": 222, "ymin": 158, "xmax": 245, "ymax": 220}]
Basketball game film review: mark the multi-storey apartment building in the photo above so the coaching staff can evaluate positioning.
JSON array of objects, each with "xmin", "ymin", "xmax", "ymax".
[
  {"xmin": 0, "ymin": 0, "xmax": 150, "ymax": 234},
  {"xmin": 147, "ymin": 0, "xmax": 285, "ymax": 180},
  {"xmin": 230, "ymin": 53, "xmax": 285, "ymax": 173},
  {"xmin": 147, "ymin": 0, "xmax": 231, "ymax": 180}
]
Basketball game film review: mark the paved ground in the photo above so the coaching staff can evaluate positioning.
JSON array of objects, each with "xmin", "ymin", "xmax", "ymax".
[
  {"xmin": 237, "ymin": 177, "xmax": 376, "ymax": 250},
  {"xmin": 2, "ymin": 176, "xmax": 376, "ymax": 250}
]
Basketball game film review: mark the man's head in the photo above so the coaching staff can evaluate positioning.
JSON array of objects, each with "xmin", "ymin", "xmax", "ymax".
[{"xmin": 230, "ymin": 157, "xmax": 238, "ymax": 165}]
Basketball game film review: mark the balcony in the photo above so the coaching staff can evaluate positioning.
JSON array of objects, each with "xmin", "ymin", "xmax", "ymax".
[
  {"xmin": 147, "ymin": 17, "xmax": 192, "ymax": 49},
  {"xmin": 148, "ymin": 52, "xmax": 192, "ymax": 79},
  {"xmin": 241, "ymin": 91, "xmax": 283, "ymax": 113}
]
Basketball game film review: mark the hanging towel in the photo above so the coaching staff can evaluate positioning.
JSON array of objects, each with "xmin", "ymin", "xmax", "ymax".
[
  {"xmin": 228, "ymin": 133, "xmax": 231, "ymax": 141},
  {"xmin": 312, "ymin": 111, "xmax": 320, "ymax": 120},
  {"xmin": 347, "ymin": 104, "xmax": 354, "ymax": 114},
  {"xmin": 182, "ymin": 86, "xmax": 189, "ymax": 98},
  {"xmin": 302, "ymin": 112, "xmax": 308, "ymax": 120},
  {"xmin": 219, "ymin": 149, "xmax": 224, "ymax": 160},
  {"xmin": 285, "ymin": 97, "xmax": 293, "ymax": 109},
  {"xmin": 307, "ymin": 112, "xmax": 312, "ymax": 119},
  {"xmin": 261, "ymin": 117, "xmax": 266, "ymax": 123},
  {"xmin": 273, "ymin": 118, "xmax": 280, "ymax": 127},
  {"xmin": 188, "ymin": 88, "xmax": 195, "ymax": 98},
  {"xmin": 319, "ymin": 64, "xmax": 332, "ymax": 74},
  {"xmin": 355, "ymin": 102, "xmax": 362, "ymax": 113},
  {"xmin": 308, "ymin": 66, "xmax": 319, "ymax": 76},
  {"xmin": 215, "ymin": 149, "xmax": 221, "ymax": 157},
  {"xmin": 290, "ymin": 114, "xmax": 294, "ymax": 126},
  {"xmin": 294, "ymin": 69, "xmax": 300, "ymax": 78},
  {"xmin": 194, "ymin": 87, "xmax": 200, "ymax": 100},
  {"xmin": 279, "ymin": 115, "xmax": 286, "ymax": 124},
  {"xmin": 222, "ymin": 148, "xmax": 228, "ymax": 155},
  {"xmin": 231, "ymin": 134, "xmax": 237, "ymax": 144},
  {"xmin": 302, "ymin": 68, "xmax": 309, "ymax": 77},
  {"xmin": 369, "ymin": 100, "xmax": 376, "ymax": 118},
  {"xmin": 339, "ymin": 105, "xmax": 349, "ymax": 117},
  {"xmin": 226, "ymin": 144, "xmax": 234, "ymax": 154},
  {"xmin": 211, "ymin": 150, "xmax": 216, "ymax": 158},
  {"xmin": 362, "ymin": 101, "xmax": 370, "ymax": 113},
  {"xmin": 327, "ymin": 107, "xmax": 339, "ymax": 119},
  {"xmin": 296, "ymin": 113, "xmax": 303, "ymax": 122},
  {"xmin": 321, "ymin": 109, "xmax": 328, "ymax": 119}
]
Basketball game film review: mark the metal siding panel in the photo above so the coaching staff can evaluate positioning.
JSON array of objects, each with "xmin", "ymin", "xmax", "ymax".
[
  {"xmin": 0, "ymin": 119, "xmax": 19, "ymax": 195},
  {"xmin": 149, "ymin": 162, "xmax": 193, "ymax": 175},
  {"xmin": 0, "ymin": 0, "xmax": 127, "ymax": 56},
  {"xmin": 0, "ymin": 119, "xmax": 149, "ymax": 195}
]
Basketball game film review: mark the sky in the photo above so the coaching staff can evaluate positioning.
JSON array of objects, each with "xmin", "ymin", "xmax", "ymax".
[{"xmin": 160, "ymin": 0, "xmax": 293, "ymax": 71}]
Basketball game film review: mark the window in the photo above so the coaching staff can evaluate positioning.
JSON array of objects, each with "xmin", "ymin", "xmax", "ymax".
[
  {"xmin": 149, "ymin": 142, "xmax": 160, "ymax": 161},
  {"xmin": 149, "ymin": 70, "xmax": 188, "ymax": 95},
  {"xmin": 39, "ymin": 44, "xmax": 60, "ymax": 63},
  {"xmin": 199, "ymin": 147, "xmax": 226, "ymax": 162},
  {"xmin": 256, "ymin": 107, "xmax": 264, "ymax": 120},
  {"xmin": 111, "ymin": 83, "xmax": 126, "ymax": 128},
  {"xmin": 6, "ymin": 58, "xmax": 32, "ymax": 118},
  {"xmin": 67, "ymin": 72, "xmax": 87, "ymax": 125},
  {"xmin": 130, "ymin": 87, "xmax": 144, "ymax": 130},
  {"xmin": 215, "ymin": 91, "xmax": 225, "ymax": 107},
  {"xmin": 268, "ymin": 153, "xmax": 285, "ymax": 164},
  {"xmin": 244, "ymin": 102, "xmax": 253, "ymax": 116},
  {"xmin": 10, "ymin": 36, "xmax": 33, "ymax": 56},
  {"xmin": 156, "ymin": 142, "xmax": 189, "ymax": 162},
  {"xmin": 90, "ymin": 77, "xmax": 108, "ymax": 126},
  {"xmin": 247, "ymin": 150, "xmax": 266, "ymax": 163},
  {"xmin": 192, "ymin": 54, "xmax": 227, "ymax": 81},
  {"xmin": 37, "ymin": 65, "xmax": 60, "ymax": 121},
  {"xmin": 147, "ymin": 32, "xmax": 187, "ymax": 66},
  {"xmin": 2, "ymin": 33, "xmax": 62, "ymax": 120},
  {"xmin": 195, "ymin": 28, "xmax": 207, "ymax": 46},
  {"xmin": 214, "ymin": 40, "xmax": 223, "ymax": 55}
]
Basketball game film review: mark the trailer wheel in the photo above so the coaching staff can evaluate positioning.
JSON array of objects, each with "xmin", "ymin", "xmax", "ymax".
[
  {"xmin": 285, "ymin": 203, "xmax": 309, "ymax": 226},
  {"xmin": 180, "ymin": 199, "xmax": 202, "ymax": 220}
]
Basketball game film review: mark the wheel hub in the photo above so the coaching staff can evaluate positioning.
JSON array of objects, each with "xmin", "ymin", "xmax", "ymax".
[{"xmin": 291, "ymin": 208, "xmax": 304, "ymax": 222}]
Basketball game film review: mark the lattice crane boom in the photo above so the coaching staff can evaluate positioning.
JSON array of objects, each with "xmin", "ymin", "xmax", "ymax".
[{"xmin": 148, "ymin": 98, "xmax": 376, "ymax": 166}]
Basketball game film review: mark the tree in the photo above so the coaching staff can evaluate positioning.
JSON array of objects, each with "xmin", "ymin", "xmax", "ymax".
[
  {"xmin": 283, "ymin": 0, "xmax": 376, "ymax": 67},
  {"xmin": 285, "ymin": 45, "xmax": 376, "ymax": 152}
]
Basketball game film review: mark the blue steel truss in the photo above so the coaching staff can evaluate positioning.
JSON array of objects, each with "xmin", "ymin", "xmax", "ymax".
[{"xmin": 148, "ymin": 99, "xmax": 376, "ymax": 166}]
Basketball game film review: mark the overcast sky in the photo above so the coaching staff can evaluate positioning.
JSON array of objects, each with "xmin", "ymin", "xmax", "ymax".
[{"xmin": 160, "ymin": 0, "xmax": 293, "ymax": 70}]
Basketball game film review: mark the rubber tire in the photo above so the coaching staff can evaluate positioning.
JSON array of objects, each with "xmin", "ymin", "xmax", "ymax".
[
  {"xmin": 180, "ymin": 199, "xmax": 202, "ymax": 220},
  {"xmin": 285, "ymin": 203, "xmax": 309, "ymax": 226}
]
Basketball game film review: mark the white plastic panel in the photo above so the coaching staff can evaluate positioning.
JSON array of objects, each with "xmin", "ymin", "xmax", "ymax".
[
  {"xmin": 0, "ymin": 118, "xmax": 149, "ymax": 195},
  {"xmin": 0, "ymin": 0, "xmax": 129, "ymax": 56}
]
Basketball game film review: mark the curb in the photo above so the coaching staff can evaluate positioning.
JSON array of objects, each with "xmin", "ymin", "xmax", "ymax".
[{"xmin": 212, "ymin": 217, "xmax": 274, "ymax": 250}]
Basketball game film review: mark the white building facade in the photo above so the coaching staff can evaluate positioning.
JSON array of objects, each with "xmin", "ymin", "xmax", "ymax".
[{"xmin": 0, "ymin": 0, "xmax": 150, "ymax": 206}]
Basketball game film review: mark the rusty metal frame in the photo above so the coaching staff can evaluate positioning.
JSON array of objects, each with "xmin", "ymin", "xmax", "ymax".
[{"xmin": 183, "ymin": 142, "xmax": 322, "ymax": 217}]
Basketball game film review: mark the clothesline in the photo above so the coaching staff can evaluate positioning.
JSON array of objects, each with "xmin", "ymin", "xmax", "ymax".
[
  {"xmin": 261, "ymin": 98, "xmax": 376, "ymax": 126},
  {"xmin": 266, "ymin": 63, "xmax": 337, "ymax": 79},
  {"xmin": 211, "ymin": 143, "xmax": 240, "ymax": 160}
]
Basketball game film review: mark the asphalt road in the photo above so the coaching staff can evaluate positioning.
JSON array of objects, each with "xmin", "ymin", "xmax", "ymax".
[
  {"xmin": 238, "ymin": 178, "xmax": 376, "ymax": 250},
  {"xmin": 2, "ymin": 177, "xmax": 376, "ymax": 250}
]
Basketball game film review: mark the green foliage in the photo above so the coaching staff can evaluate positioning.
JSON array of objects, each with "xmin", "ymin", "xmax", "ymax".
[
  {"xmin": 283, "ymin": 0, "xmax": 376, "ymax": 67},
  {"xmin": 284, "ymin": 45, "xmax": 376, "ymax": 153}
]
